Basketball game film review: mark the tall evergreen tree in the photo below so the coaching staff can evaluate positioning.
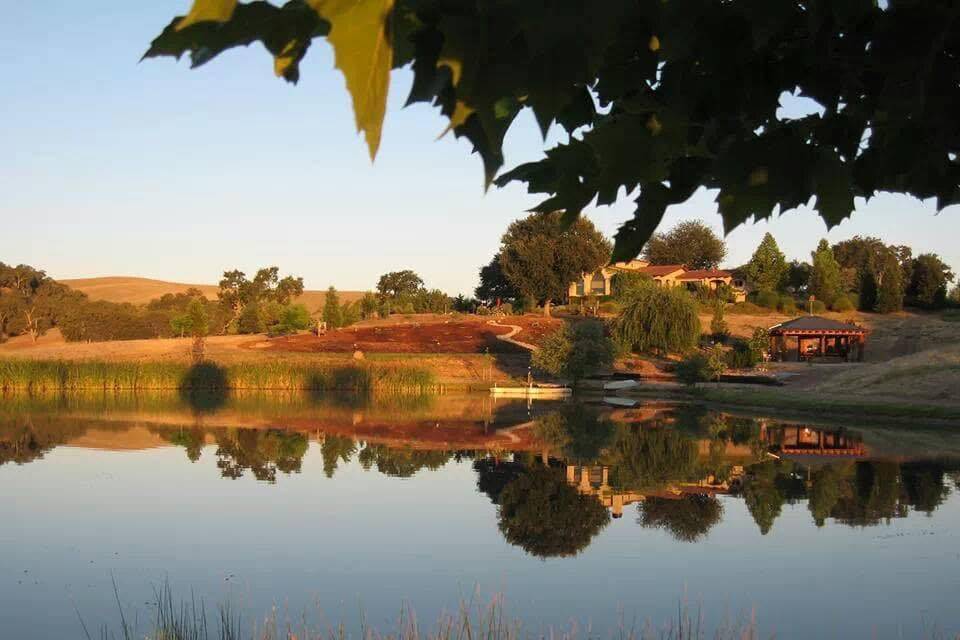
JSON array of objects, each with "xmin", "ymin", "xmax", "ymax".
[
  {"xmin": 857, "ymin": 258, "xmax": 879, "ymax": 311},
  {"xmin": 322, "ymin": 287, "xmax": 343, "ymax": 328},
  {"xmin": 809, "ymin": 240, "xmax": 842, "ymax": 307},
  {"xmin": 744, "ymin": 232, "xmax": 787, "ymax": 293},
  {"xmin": 875, "ymin": 253, "xmax": 904, "ymax": 313}
]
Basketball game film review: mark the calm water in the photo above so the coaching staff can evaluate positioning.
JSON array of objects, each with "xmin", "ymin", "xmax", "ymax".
[{"xmin": 2, "ymin": 392, "xmax": 960, "ymax": 639}]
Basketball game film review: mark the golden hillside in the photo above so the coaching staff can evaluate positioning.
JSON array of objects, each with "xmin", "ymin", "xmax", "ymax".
[{"xmin": 60, "ymin": 276, "xmax": 365, "ymax": 311}]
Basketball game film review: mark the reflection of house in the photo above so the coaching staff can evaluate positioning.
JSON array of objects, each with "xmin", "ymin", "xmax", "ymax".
[
  {"xmin": 766, "ymin": 424, "xmax": 866, "ymax": 458},
  {"xmin": 566, "ymin": 464, "xmax": 735, "ymax": 518},
  {"xmin": 568, "ymin": 260, "xmax": 746, "ymax": 302},
  {"xmin": 768, "ymin": 316, "xmax": 868, "ymax": 362}
]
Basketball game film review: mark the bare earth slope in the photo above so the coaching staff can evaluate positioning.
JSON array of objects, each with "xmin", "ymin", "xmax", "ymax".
[{"xmin": 60, "ymin": 276, "xmax": 364, "ymax": 311}]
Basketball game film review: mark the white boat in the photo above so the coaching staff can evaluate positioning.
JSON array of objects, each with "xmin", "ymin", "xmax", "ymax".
[
  {"xmin": 490, "ymin": 384, "xmax": 572, "ymax": 398},
  {"xmin": 603, "ymin": 379, "xmax": 640, "ymax": 391}
]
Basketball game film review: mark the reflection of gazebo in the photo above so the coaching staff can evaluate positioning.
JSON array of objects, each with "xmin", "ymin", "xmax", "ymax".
[{"xmin": 768, "ymin": 316, "xmax": 868, "ymax": 362}]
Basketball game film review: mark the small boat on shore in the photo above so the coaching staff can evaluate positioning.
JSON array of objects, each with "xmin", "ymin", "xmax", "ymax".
[{"xmin": 490, "ymin": 383, "xmax": 572, "ymax": 398}]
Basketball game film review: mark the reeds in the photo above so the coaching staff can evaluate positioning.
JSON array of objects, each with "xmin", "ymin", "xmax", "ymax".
[{"xmin": 0, "ymin": 360, "xmax": 437, "ymax": 394}]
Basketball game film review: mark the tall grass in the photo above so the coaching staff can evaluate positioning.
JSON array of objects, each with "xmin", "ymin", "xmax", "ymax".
[
  {"xmin": 83, "ymin": 582, "xmax": 765, "ymax": 640},
  {"xmin": 0, "ymin": 360, "xmax": 436, "ymax": 394}
]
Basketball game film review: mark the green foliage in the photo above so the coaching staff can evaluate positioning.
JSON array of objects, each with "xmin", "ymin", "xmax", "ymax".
[
  {"xmin": 830, "ymin": 295, "xmax": 855, "ymax": 313},
  {"xmin": 639, "ymin": 495, "xmax": 723, "ymax": 542},
  {"xmin": 709, "ymin": 300, "xmax": 729, "ymax": 342},
  {"xmin": 359, "ymin": 292, "xmax": 380, "ymax": 319},
  {"xmin": 744, "ymin": 233, "xmax": 787, "ymax": 292},
  {"xmin": 185, "ymin": 298, "xmax": 210, "ymax": 337},
  {"xmin": 276, "ymin": 303, "xmax": 312, "ymax": 334},
  {"xmin": 475, "ymin": 254, "xmax": 519, "ymax": 305},
  {"xmin": 776, "ymin": 296, "xmax": 797, "ymax": 315},
  {"xmin": 531, "ymin": 321, "xmax": 615, "ymax": 382},
  {"xmin": 809, "ymin": 239, "xmax": 843, "ymax": 307},
  {"xmin": 533, "ymin": 405, "xmax": 616, "ymax": 463},
  {"xmin": 754, "ymin": 289, "xmax": 780, "ymax": 310},
  {"xmin": 857, "ymin": 260, "xmax": 879, "ymax": 311},
  {"xmin": 610, "ymin": 271, "xmax": 652, "ymax": 302},
  {"xmin": 785, "ymin": 260, "xmax": 812, "ymax": 295},
  {"xmin": 907, "ymin": 253, "xmax": 954, "ymax": 309},
  {"xmin": 376, "ymin": 270, "xmax": 423, "ymax": 300},
  {"xmin": 614, "ymin": 280, "xmax": 700, "ymax": 355},
  {"xmin": 642, "ymin": 220, "xmax": 726, "ymax": 269},
  {"xmin": 149, "ymin": 1, "xmax": 960, "ymax": 258},
  {"xmin": 498, "ymin": 211, "xmax": 610, "ymax": 315},
  {"xmin": 218, "ymin": 267, "xmax": 303, "ymax": 329},
  {"xmin": 811, "ymin": 300, "xmax": 827, "ymax": 314},
  {"xmin": 876, "ymin": 253, "xmax": 905, "ymax": 313},
  {"xmin": 705, "ymin": 344, "xmax": 726, "ymax": 382},
  {"xmin": 726, "ymin": 340, "xmax": 759, "ymax": 369},
  {"xmin": 497, "ymin": 466, "xmax": 609, "ymax": 559},
  {"xmin": 675, "ymin": 353, "xmax": 710, "ymax": 386},
  {"xmin": 322, "ymin": 286, "xmax": 343, "ymax": 328}
]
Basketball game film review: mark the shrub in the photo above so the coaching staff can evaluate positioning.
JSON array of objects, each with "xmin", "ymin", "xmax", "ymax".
[
  {"xmin": 755, "ymin": 289, "xmax": 780, "ymax": 309},
  {"xmin": 725, "ymin": 340, "xmax": 758, "ymax": 369},
  {"xmin": 675, "ymin": 353, "xmax": 710, "ymax": 386},
  {"xmin": 274, "ymin": 304, "xmax": 312, "ymax": 335},
  {"xmin": 776, "ymin": 296, "xmax": 797, "ymax": 314},
  {"xmin": 831, "ymin": 295, "xmax": 855, "ymax": 312},
  {"xmin": 532, "ymin": 321, "xmax": 615, "ymax": 381},
  {"xmin": 811, "ymin": 300, "xmax": 827, "ymax": 314},
  {"xmin": 614, "ymin": 281, "xmax": 700, "ymax": 355},
  {"xmin": 598, "ymin": 301, "xmax": 620, "ymax": 315}
]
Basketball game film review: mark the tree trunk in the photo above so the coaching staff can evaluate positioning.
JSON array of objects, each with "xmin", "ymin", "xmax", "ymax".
[{"xmin": 543, "ymin": 299, "xmax": 552, "ymax": 317}]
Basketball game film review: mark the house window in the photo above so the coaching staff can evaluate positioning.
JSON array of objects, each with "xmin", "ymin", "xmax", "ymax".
[
  {"xmin": 590, "ymin": 272, "xmax": 606, "ymax": 293},
  {"xmin": 576, "ymin": 281, "xmax": 585, "ymax": 296}
]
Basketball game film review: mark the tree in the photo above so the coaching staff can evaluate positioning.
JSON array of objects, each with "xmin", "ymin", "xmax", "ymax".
[
  {"xmin": 643, "ymin": 220, "xmax": 726, "ymax": 270},
  {"xmin": 744, "ymin": 233, "xmax": 787, "ymax": 293},
  {"xmin": 709, "ymin": 299, "xmax": 728, "ymax": 342},
  {"xmin": 359, "ymin": 292, "xmax": 379, "ymax": 319},
  {"xmin": 474, "ymin": 254, "xmax": 519, "ymax": 306},
  {"xmin": 496, "ymin": 466, "xmax": 609, "ymax": 558},
  {"xmin": 906, "ymin": 254, "xmax": 954, "ymax": 309},
  {"xmin": 875, "ymin": 252, "xmax": 905, "ymax": 314},
  {"xmin": 218, "ymin": 267, "xmax": 303, "ymax": 326},
  {"xmin": 857, "ymin": 259, "xmax": 879, "ymax": 312},
  {"xmin": 639, "ymin": 495, "xmax": 723, "ymax": 542},
  {"xmin": 613, "ymin": 280, "xmax": 700, "ymax": 355},
  {"xmin": 322, "ymin": 286, "xmax": 343, "ymax": 328},
  {"xmin": 376, "ymin": 270, "xmax": 423, "ymax": 301},
  {"xmin": 498, "ymin": 211, "xmax": 610, "ymax": 316},
  {"xmin": 785, "ymin": 261, "xmax": 812, "ymax": 296},
  {"xmin": 532, "ymin": 321, "xmax": 615, "ymax": 382},
  {"xmin": 185, "ymin": 298, "xmax": 210, "ymax": 337},
  {"xmin": 149, "ymin": 2, "xmax": 960, "ymax": 259},
  {"xmin": 276, "ymin": 304, "xmax": 312, "ymax": 334},
  {"xmin": 0, "ymin": 264, "xmax": 67, "ymax": 342},
  {"xmin": 808, "ymin": 240, "xmax": 842, "ymax": 308}
]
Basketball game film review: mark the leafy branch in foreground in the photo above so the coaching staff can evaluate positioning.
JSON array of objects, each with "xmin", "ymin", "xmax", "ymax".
[{"xmin": 147, "ymin": 1, "xmax": 960, "ymax": 258}]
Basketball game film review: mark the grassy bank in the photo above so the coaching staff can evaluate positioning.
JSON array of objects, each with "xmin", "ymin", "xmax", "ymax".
[
  {"xmin": 696, "ymin": 387, "xmax": 960, "ymax": 422},
  {"xmin": 0, "ymin": 359, "xmax": 437, "ymax": 394}
]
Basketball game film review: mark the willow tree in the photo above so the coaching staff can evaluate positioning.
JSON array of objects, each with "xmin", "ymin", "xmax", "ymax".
[
  {"xmin": 147, "ymin": 1, "xmax": 960, "ymax": 260},
  {"xmin": 613, "ymin": 280, "xmax": 700, "ymax": 355}
]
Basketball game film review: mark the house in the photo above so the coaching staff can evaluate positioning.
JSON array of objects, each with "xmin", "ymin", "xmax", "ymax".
[
  {"xmin": 768, "ymin": 315, "xmax": 868, "ymax": 362},
  {"xmin": 568, "ymin": 260, "xmax": 747, "ymax": 302}
]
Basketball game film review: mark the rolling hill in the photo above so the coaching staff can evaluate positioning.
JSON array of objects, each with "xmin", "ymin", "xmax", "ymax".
[{"xmin": 60, "ymin": 276, "xmax": 365, "ymax": 311}]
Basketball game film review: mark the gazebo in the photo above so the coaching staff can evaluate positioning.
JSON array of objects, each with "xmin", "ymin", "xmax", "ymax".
[{"xmin": 768, "ymin": 316, "xmax": 868, "ymax": 362}]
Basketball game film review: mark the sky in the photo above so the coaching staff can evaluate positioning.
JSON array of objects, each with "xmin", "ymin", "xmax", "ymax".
[{"xmin": 2, "ymin": 2, "xmax": 958, "ymax": 296}]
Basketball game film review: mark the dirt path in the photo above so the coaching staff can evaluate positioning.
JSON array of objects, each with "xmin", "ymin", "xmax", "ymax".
[{"xmin": 488, "ymin": 320, "xmax": 540, "ymax": 352}]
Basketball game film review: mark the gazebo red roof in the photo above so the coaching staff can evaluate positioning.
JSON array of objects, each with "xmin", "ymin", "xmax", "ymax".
[{"xmin": 768, "ymin": 315, "xmax": 867, "ymax": 336}]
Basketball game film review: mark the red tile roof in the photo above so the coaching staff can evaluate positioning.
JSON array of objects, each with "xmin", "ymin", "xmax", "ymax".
[
  {"xmin": 634, "ymin": 264, "xmax": 686, "ymax": 277},
  {"xmin": 676, "ymin": 269, "xmax": 733, "ymax": 280}
]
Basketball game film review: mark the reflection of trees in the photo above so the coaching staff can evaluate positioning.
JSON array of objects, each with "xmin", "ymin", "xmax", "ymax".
[
  {"xmin": 638, "ymin": 495, "xmax": 723, "ymax": 542},
  {"xmin": 807, "ymin": 462, "xmax": 854, "ymax": 527},
  {"xmin": 534, "ymin": 405, "xmax": 615, "ymax": 463},
  {"xmin": 355, "ymin": 443, "xmax": 452, "ymax": 478},
  {"xmin": 900, "ymin": 461, "xmax": 951, "ymax": 515},
  {"xmin": 0, "ymin": 417, "xmax": 87, "ymax": 466},
  {"xmin": 321, "ymin": 436, "xmax": 357, "ymax": 478},
  {"xmin": 741, "ymin": 461, "xmax": 805, "ymax": 535},
  {"xmin": 167, "ymin": 427, "xmax": 206, "ymax": 462},
  {"xmin": 606, "ymin": 426, "xmax": 699, "ymax": 491},
  {"xmin": 496, "ymin": 465, "xmax": 609, "ymax": 559},
  {"xmin": 215, "ymin": 429, "xmax": 309, "ymax": 483},
  {"xmin": 831, "ymin": 461, "xmax": 905, "ymax": 526}
]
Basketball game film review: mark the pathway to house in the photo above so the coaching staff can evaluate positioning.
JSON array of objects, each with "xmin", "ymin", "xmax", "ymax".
[{"xmin": 488, "ymin": 320, "xmax": 540, "ymax": 352}]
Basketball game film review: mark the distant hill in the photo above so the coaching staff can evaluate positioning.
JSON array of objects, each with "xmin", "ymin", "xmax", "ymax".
[{"xmin": 60, "ymin": 276, "xmax": 365, "ymax": 311}]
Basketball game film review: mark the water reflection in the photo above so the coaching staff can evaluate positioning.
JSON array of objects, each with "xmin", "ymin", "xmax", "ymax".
[{"xmin": 2, "ymin": 392, "xmax": 959, "ymax": 558}]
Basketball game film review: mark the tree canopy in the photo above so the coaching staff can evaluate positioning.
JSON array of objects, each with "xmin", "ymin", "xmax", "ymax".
[
  {"xmin": 744, "ymin": 232, "xmax": 787, "ymax": 292},
  {"xmin": 376, "ymin": 270, "xmax": 424, "ymax": 300},
  {"xmin": 147, "ymin": 1, "xmax": 960, "ymax": 258},
  {"xmin": 642, "ymin": 220, "xmax": 726, "ymax": 269},
  {"xmin": 808, "ymin": 239, "xmax": 843, "ymax": 306},
  {"xmin": 497, "ymin": 211, "xmax": 610, "ymax": 315}
]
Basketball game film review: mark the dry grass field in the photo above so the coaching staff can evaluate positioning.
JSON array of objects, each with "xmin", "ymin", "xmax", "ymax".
[{"xmin": 61, "ymin": 276, "xmax": 364, "ymax": 311}]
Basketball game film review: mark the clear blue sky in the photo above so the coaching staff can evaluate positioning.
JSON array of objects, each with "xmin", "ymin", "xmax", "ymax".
[{"xmin": 2, "ymin": 2, "xmax": 958, "ymax": 296}]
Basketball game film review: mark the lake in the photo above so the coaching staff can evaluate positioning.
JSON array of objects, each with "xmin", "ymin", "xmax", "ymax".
[{"xmin": 2, "ymin": 392, "xmax": 959, "ymax": 639}]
